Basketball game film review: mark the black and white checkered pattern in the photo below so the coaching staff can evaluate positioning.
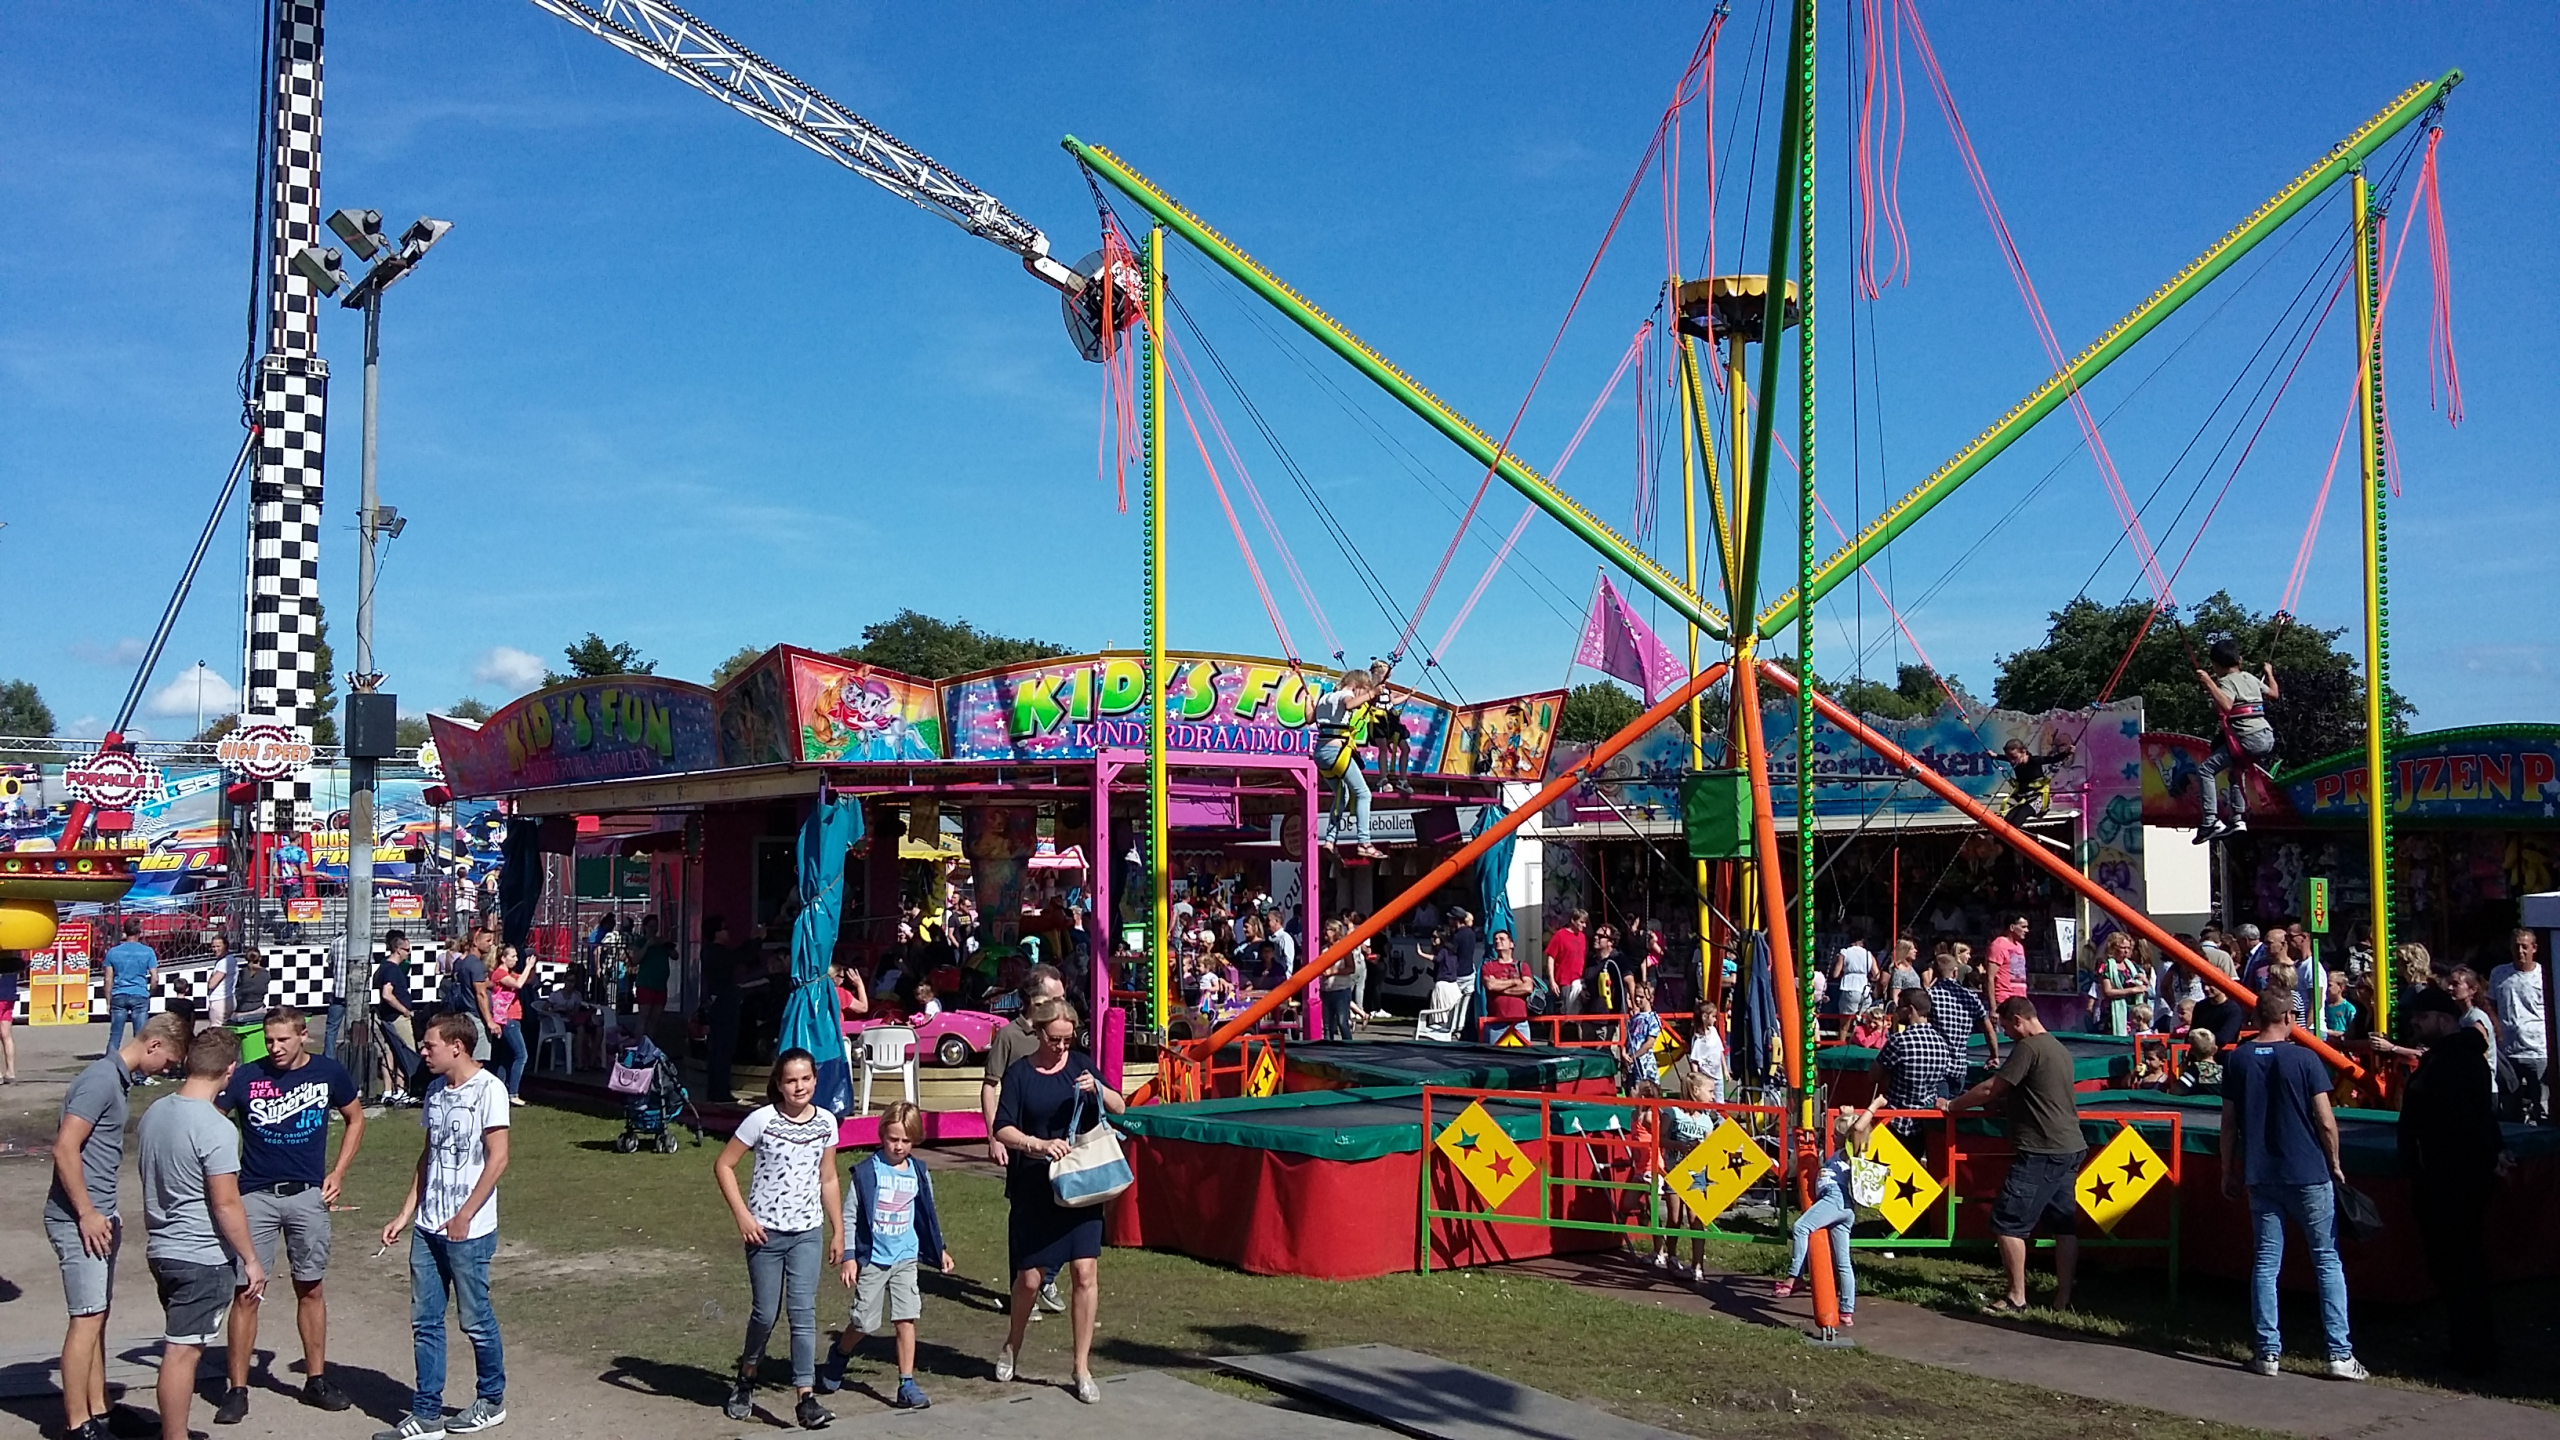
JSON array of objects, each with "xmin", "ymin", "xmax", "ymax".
[
  {"xmin": 244, "ymin": 0, "xmax": 331, "ymax": 836},
  {"xmin": 92, "ymin": 943, "xmax": 571, "ymax": 1018}
]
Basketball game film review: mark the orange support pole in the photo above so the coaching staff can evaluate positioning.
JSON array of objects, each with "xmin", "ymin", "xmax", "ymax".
[
  {"xmin": 1734, "ymin": 657, "xmax": 1839, "ymax": 1331},
  {"xmin": 1757, "ymin": 660, "xmax": 2363, "ymax": 1077},
  {"xmin": 1158, "ymin": 661, "xmax": 1736, "ymax": 1087}
]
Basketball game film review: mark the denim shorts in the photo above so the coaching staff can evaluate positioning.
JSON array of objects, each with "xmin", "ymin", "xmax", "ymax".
[
  {"xmin": 47, "ymin": 1214, "xmax": 118, "ymax": 1317},
  {"xmin": 1990, "ymin": 1148, "xmax": 2085, "ymax": 1238},
  {"xmin": 150, "ymin": 1259, "xmax": 232, "ymax": 1347}
]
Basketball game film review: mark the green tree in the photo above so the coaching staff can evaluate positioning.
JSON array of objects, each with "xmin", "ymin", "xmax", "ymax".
[
  {"xmin": 1830, "ymin": 663, "xmax": 1962, "ymax": 722},
  {"xmin": 0, "ymin": 678, "xmax": 54, "ymax": 737},
  {"xmin": 1555, "ymin": 681, "xmax": 1644, "ymax": 744},
  {"xmin": 446, "ymin": 697, "xmax": 494, "ymax": 721},
  {"xmin": 836, "ymin": 610, "xmax": 1068, "ymax": 680},
  {"xmin": 547, "ymin": 633, "xmax": 657, "ymax": 686},
  {"xmin": 394, "ymin": 715, "xmax": 433, "ymax": 750},
  {"xmin": 191, "ymin": 714, "xmax": 239, "ymax": 744},
  {"xmin": 311, "ymin": 608, "xmax": 338, "ymax": 747},
  {"xmin": 710, "ymin": 644, "xmax": 768, "ymax": 688},
  {"xmin": 1994, "ymin": 593, "xmax": 2413, "ymax": 767}
]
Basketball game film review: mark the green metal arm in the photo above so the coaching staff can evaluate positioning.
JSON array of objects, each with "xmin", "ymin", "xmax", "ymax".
[
  {"xmin": 1752, "ymin": 69, "xmax": 2460, "ymax": 641},
  {"xmin": 1066, "ymin": 137, "xmax": 1729, "ymax": 645}
]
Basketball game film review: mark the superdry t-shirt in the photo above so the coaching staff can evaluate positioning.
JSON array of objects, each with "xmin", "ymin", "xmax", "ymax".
[{"xmin": 220, "ymin": 1054, "xmax": 357, "ymax": 1192}]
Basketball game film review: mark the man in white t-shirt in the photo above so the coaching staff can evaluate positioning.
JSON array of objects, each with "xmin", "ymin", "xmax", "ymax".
[
  {"xmin": 378, "ymin": 1014, "xmax": 512, "ymax": 1439},
  {"xmin": 2489, "ymin": 928, "xmax": 2549, "ymax": 1125},
  {"xmin": 1832, "ymin": 930, "xmax": 1878, "ymax": 1017}
]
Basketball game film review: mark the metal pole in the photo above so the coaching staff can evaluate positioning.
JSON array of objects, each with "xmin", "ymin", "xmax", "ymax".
[
  {"xmin": 1676, "ymin": 296, "xmax": 1716, "ymax": 1023},
  {"xmin": 1794, "ymin": 0, "xmax": 1822, "ymax": 1134},
  {"xmin": 346, "ymin": 291, "xmax": 381, "ymax": 1041},
  {"xmin": 1145, "ymin": 226, "xmax": 1172, "ymax": 1039},
  {"xmin": 2353, "ymin": 171, "xmax": 2396, "ymax": 1034},
  {"xmin": 1065, "ymin": 137, "xmax": 1727, "ymax": 643},
  {"xmin": 1756, "ymin": 71, "xmax": 2461, "ymax": 640}
]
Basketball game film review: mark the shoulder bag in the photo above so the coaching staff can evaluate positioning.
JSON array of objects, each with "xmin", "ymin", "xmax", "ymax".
[{"xmin": 1049, "ymin": 1083, "xmax": 1134, "ymax": 1210}]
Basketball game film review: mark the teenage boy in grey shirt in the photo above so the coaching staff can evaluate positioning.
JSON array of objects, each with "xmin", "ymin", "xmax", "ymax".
[
  {"xmin": 136, "ymin": 1027, "xmax": 267, "ymax": 1440},
  {"xmin": 46, "ymin": 1010, "xmax": 191, "ymax": 1440}
]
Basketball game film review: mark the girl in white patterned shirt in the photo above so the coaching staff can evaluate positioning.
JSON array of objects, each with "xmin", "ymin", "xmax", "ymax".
[{"xmin": 712, "ymin": 1049, "xmax": 846, "ymax": 1428}]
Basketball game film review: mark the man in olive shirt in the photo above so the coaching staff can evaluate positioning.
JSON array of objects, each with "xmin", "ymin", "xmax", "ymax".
[
  {"xmin": 980, "ymin": 962, "xmax": 1064, "ymax": 1315},
  {"xmin": 1944, "ymin": 996, "xmax": 2084, "ymax": 1311}
]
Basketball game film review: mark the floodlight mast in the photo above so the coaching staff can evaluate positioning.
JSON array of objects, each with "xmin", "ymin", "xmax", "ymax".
[{"xmin": 529, "ymin": 0, "xmax": 1084, "ymax": 295}]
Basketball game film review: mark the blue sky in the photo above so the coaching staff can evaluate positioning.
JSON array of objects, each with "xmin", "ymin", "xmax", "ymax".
[{"xmin": 4, "ymin": 2, "xmax": 2551, "ymax": 740}]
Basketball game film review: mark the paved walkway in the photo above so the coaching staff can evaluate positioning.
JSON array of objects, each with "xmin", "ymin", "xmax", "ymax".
[{"xmin": 1513, "ymin": 1253, "xmax": 2555, "ymax": 1440}]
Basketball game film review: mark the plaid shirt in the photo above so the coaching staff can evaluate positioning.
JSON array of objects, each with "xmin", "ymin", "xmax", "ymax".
[
  {"xmin": 1874, "ymin": 1021, "xmax": 1966, "ymax": 1113},
  {"xmin": 1928, "ymin": 979, "xmax": 1992, "ymax": 1054}
]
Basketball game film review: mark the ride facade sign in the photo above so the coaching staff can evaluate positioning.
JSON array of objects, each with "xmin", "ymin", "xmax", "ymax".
[
  {"xmin": 2142, "ymin": 724, "xmax": 2560, "ymax": 828},
  {"xmin": 217, "ymin": 718, "xmax": 315, "ymax": 781},
  {"xmin": 62, "ymin": 749, "xmax": 165, "ymax": 811},
  {"xmin": 938, "ymin": 651, "xmax": 1457, "ymax": 769},
  {"xmin": 427, "ymin": 676, "xmax": 720, "ymax": 798}
]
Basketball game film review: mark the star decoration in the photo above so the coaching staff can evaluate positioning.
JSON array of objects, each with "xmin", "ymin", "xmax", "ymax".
[
  {"xmin": 2122, "ymin": 1155, "xmax": 2149, "ymax": 1182},
  {"xmin": 1894, "ymin": 1176, "xmax": 1922, "ymax": 1204},
  {"xmin": 1454, "ymin": 1130, "xmax": 1480, "ymax": 1156},
  {"xmin": 1490, "ymin": 1153, "xmax": 1518, "ymax": 1181},
  {"xmin": 1723, "ymin": 1148, "xmax": 1753, "ymax": 1177},
  {"xmin": 2088, "ymin": 1176, "xmax": 2116, "ymax": 1204}
]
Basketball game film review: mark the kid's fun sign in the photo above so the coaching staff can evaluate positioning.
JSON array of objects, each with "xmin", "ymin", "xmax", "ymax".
[
  {"xmin": 427, "ymin": 677, "xmax": 721, "ymax": 798},
  {"xmin": 939, "ymin": 652, "xmax": 1456, "ymax": 770}
]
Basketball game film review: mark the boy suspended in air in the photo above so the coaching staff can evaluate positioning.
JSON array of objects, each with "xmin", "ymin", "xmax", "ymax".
[
  {"xmin": 1999, "ymin": 738, "xmax": 2076, "ymax": 824},
  {"xmin": 2190, "ymin": 637, "xmax": 2278, "ymax": 843}
]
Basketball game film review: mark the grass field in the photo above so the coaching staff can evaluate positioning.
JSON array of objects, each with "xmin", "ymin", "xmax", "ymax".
[
  {"xmin": 320, "ymin": 1098, "xmax": 2280, "ymax": 1440},
  {"xmin": 1684, "ymin": 1230, "xmax": 2559, "ymax": 1412}
]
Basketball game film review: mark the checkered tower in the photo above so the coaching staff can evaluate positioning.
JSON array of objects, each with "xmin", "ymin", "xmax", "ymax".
[{"xmin": 244, "ymin": 0, "xmax": 330, "ymax": 836}]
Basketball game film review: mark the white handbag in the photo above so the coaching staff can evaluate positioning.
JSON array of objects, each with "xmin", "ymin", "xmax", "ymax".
[{"xmin": 1048, "ymin": 1089, "xmax": 1133, "ymax": 1210}]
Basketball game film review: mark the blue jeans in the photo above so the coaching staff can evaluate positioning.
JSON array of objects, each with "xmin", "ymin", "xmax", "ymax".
[
  {"xmin": 410, "ymin": 1229, "xmax": 505, "ymax": 1418},
  {"xmin": 1322, "ymin": 987, "xmax": 1355, "ymax": 1040},
  {"xmin": 2249, "ymin": 1181, "xmax": 2352, "ymax": 1361},
  {"xmin": 105, "ymin": 995, "xmax": 149, "ymax": 1053},
  {"xmin": 1318, "ymin": 742, "xmax": 1371, "ymax": 843},
  {"xmin": 496, "ymin": 1020, "xmax": 529, "ymax": 1098},
  {"xmin": 1788, "ymin": 1191, "xmax": 1857, "ymax": 1312},
  {"xmin": 742, "ymin": 1226, "xmax": 823, "ymax": 1387},
  {"xmin": 325, "ymin": 999, "xmax": 346, "ymax": 1061}
]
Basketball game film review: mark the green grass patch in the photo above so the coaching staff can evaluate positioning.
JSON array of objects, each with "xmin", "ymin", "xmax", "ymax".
[
  {"xmin": 321, "ymin": 1101, "xmax": 2278, "ymax": 1438},
  {"xmin": 1684, "ymin": 1229, "xmax": 2559, "ymax": 1412}
]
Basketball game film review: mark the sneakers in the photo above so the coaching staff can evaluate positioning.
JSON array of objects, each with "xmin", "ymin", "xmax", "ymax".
[
  {"xmin": 2246, "ymin": 1354, "xmax": 2280, "ymax": 1377},
  {"xmin": 1074, "ymin": 1374, "xmax": 1101, "ymax": 1405},
  {"xmin": 724, "ymin": 1373, "xmax": 755, "ymax": 1420},
  {"xmin": 813, "ymin": 1348, "xmax": 849, "ymax": 1395},
  {"xmin": 103, "ymin": 1406, "xmax": 157, "ymax": 1439},
  {"xmin": 995, "ymin": 1346, "xmax": 1018, "ymax": 1383},
  {"xmin": 447, "ymin": 1399, "xmax": 507, "ymax": 1433},
  {"xmin": 797, "ymin": 1392, "xmax": 837, "ymax": 1428},
  {"xmin": 1690, "ymin": 1263, "xmax": 1709, "ymax": 1283},
  {"xmin": 302, "ymin": 1374, "xmax": 353, "ymax": 1412},
  {"xmin": 2193, "ymin": 821, "xmax": 2227, "ymax": 845},
  {"xmin": 893, "ymin": 1378, "xmax": 930, "ymax": 1410},
  {"xmin": 2326, "ymin": 1357, "xmax": 2370, "ymax": 1382},
  {"xmin": 373, "ymin": 1417, "xmax": 448, "ymax": 1440},
  {"xmin": 1650, "ymin": 1251, "xmax": 1670, "ymax": 1270},
  {"xmin": 2225, "ymin": 816, "xmax": 2249, "ymax": 835},
  {"xmin": 215, "ymin": 1385, "xmax": 252, "ymax": 1425},
  {"xmin": 1037, "ymin": 1279, "xmax": 1066, "ymax": 1313}
]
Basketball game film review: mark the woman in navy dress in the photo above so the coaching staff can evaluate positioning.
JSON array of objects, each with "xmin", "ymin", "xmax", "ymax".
[{"xmin": 992, "ymin": 997, "xmax": 1125, "ymax": 1403}]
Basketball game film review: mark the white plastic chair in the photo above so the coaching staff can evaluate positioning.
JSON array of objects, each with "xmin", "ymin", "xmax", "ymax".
[
  {"xmin": 1417, "ymin": 979, "xmax": 1473, "ymax": 1043},
  {"xmin": 533, "ymin": 1011, "xmax": 574, "ymax": 1074},
  {"xmin": 856, "ymin": 1025, "xmax": 919, "ymax": 1113}
]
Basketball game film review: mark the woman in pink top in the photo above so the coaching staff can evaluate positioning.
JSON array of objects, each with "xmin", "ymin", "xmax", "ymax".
[{"xmin": 1987, "ymin": 915, "xmax": 2031, "ymax": 1009}]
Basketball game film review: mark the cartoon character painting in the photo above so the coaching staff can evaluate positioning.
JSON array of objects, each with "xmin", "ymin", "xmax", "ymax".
[{"xmin": 788, "ymin": 652, "xmax": 942, "ymax": 763}]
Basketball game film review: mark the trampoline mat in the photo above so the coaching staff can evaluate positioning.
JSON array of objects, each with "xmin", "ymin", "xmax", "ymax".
[
  {"xmin": 1286, "ymin": 1038, "xmax": 1618, "ymax": 1090},
  {"xmin": 1114, "ymin": 1085, "xmax": 1635, "ymax": 1161}
]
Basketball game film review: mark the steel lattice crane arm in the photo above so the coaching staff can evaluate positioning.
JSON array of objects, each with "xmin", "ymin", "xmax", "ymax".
[{"xmin": 530, "ymin": 0, "xmax": 1084, "ymax": 295}]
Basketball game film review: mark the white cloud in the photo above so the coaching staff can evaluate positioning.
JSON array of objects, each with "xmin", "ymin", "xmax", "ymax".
[
  {"xmin": 65, "ymin": 715, "xmax": 102, "ymax": 739},
  {"xmin": 472, "ymin": 646, "xmax": 548, "ymax": 696},
  {"xmin": 143, "ymin": 663, "xmax": 239, "ymax": 719},
  {"xmin": 69, "ymin": 637, "xmax": 147, "ymax": 667}
]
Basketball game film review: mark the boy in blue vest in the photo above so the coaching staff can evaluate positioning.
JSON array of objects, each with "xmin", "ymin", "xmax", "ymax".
[{"xmin": 815, "ymin": 1102, "xmax": 954, "ymax": 1408}]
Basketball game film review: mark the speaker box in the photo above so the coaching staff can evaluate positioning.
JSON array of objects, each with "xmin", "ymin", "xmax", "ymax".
[{"xmin": 345, "ymin": 693, "xmax": 399, "ymax": 759}]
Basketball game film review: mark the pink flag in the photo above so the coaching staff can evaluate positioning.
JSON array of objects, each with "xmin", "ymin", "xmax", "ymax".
[{"xmin": 1573, "ymin": 576, "xmax": 1689, "ymax": 704}]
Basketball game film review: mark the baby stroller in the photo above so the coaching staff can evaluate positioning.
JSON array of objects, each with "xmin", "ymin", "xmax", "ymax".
[{"xmin": 608, "ymin": 1038, "xmax": 704, "ymax": 1153}]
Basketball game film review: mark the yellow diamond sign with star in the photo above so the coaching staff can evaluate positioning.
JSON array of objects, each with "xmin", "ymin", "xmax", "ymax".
[
  {"xmin": 1862, "ymin": 1125, "xmax": 1944, "ymax": 1234},
  {"xmin": 1493, "ymin": 1026, "xmax": 1528, "ymax": 1048},
  {"xmin": 1434, "ymin": 1101, "xmax": 1538, "ymax": 1209},
  {"xmin": 1246, "ymin": 1047, "xmax": 1282, "ymax": 1097},
  {"xmin": 1652, "ymin": 1020, "xmax": 1685, "ymax": 1059},
  {"xmin": 2075, "ymin": 1122, "xmax": 2168, "ymax": 1233},
  {"xmin": 1664, "ymin": 1116, "xmax": 1774, "ymax": 1229}
]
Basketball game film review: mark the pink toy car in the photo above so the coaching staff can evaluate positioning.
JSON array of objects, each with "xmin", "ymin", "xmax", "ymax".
[{"xmin": 847, "ymin": 1008, "xmax": 1006, "ymax": 1069}]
